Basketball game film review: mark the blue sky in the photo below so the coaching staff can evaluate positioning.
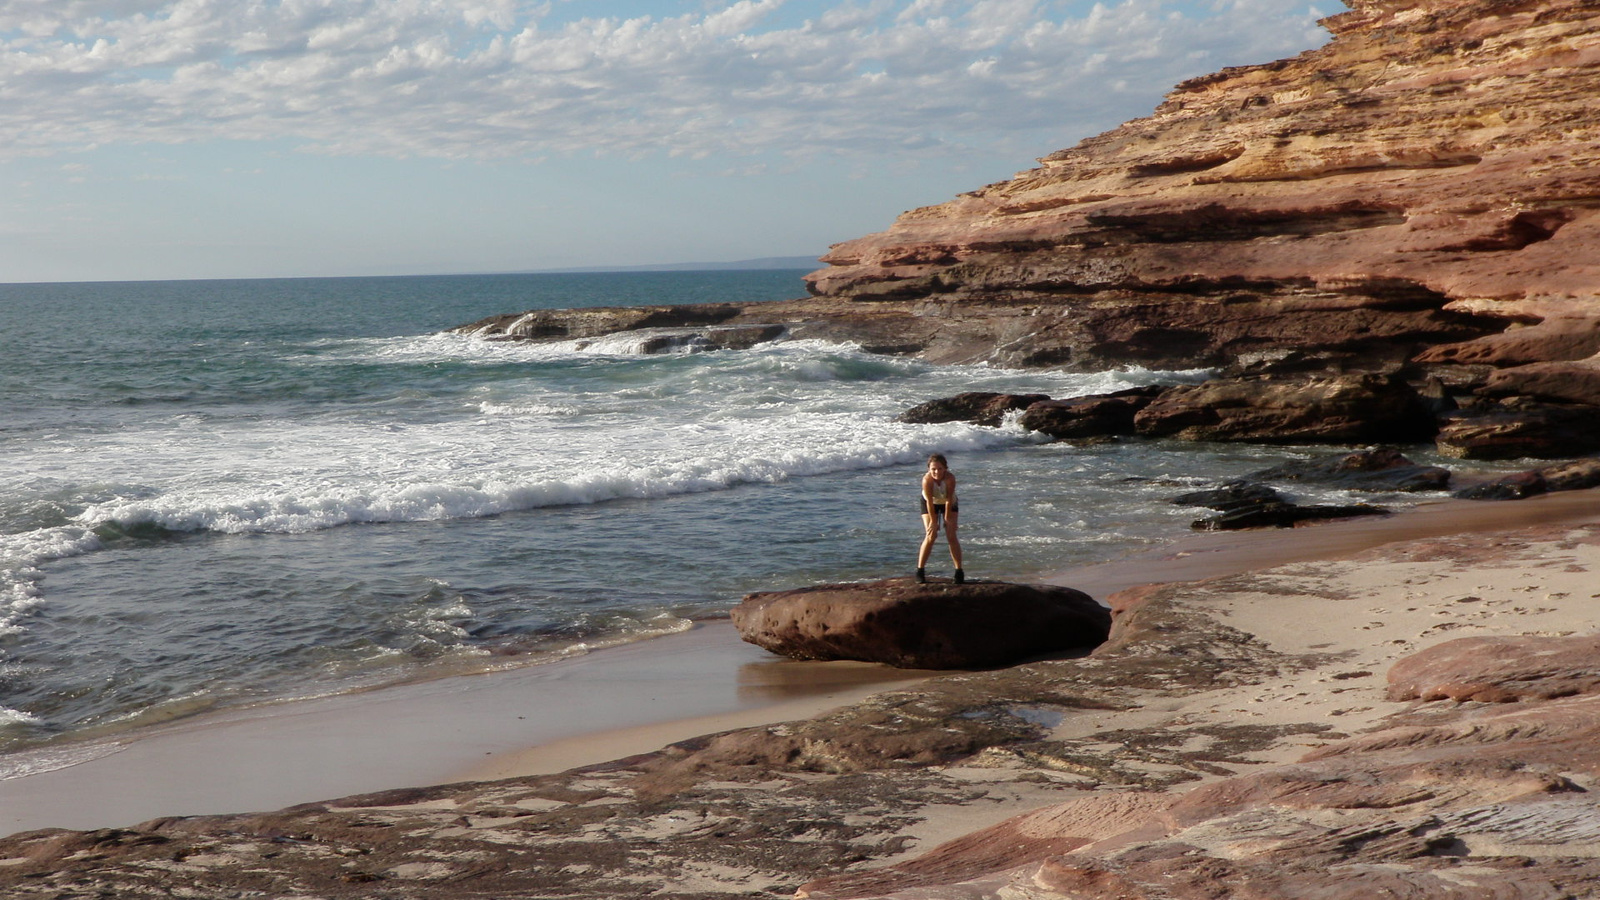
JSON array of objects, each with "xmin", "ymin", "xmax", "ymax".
[{"xmin": 1, "ymin": 0, "xmax": 1334, "ymax": 283}]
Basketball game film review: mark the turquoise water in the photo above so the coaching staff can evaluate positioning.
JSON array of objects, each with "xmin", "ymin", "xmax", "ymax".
[{"xmin": 0, "ymin": 271, "xmax": 1437, "ymax": 764}]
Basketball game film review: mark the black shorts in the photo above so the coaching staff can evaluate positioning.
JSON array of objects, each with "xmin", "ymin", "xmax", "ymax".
[{"xmin": 920, "ymin": 500, "xmax": 958, "ymax": 517}]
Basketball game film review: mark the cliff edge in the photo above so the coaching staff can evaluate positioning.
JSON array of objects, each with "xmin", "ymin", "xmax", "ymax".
[{"xmin": 802, "ymin": 0, "xmax": 1600, "ymax": 372}]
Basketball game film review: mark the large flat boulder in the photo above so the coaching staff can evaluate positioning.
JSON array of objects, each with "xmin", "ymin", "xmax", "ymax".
[{"xmin": 731, "ymin": 578, "xmax": 1109, "ymax": 669}]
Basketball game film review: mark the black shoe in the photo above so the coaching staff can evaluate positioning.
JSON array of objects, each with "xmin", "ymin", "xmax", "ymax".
[
  {"xmin": 915, "ymin": 568, "xmax": 926, "ymax": 584},
  {"xmin": 954, "ymin": 568, "xmax": 965, "ymax": 584}
]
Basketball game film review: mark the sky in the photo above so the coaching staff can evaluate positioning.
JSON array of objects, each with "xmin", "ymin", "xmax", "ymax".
[{"xmin": 1, "ymin": 0, "xmax": 1336, "ymax": 284}]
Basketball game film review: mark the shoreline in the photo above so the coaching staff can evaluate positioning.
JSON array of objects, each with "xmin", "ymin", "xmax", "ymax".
[{"xmin": 3, "ymin": 489, "xmax": 1599, "ymax": 841}]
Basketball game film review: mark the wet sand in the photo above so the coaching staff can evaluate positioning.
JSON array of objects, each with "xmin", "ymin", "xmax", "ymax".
[{"xmin": 2, "ymin": 489, "xmax": 1597, "ymax": 840}]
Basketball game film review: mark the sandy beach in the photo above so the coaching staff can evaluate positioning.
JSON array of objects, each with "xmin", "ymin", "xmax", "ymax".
[{"xmin": 5, "ymin": 488, "xmax": 1599, "ymax": 849}]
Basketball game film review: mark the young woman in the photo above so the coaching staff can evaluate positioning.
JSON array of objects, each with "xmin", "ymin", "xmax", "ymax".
[{"xmin": 916, "ymin": 453, "xmax": 964, "ymax": 584}]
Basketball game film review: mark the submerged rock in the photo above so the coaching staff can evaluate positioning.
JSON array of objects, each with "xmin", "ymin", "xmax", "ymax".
[{"xmin": 730, "ymin": 578, "xmax": 1109, "ymax": 669}]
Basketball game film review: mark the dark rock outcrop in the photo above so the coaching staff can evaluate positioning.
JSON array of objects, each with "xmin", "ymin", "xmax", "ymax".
[
  {"xmin": 1435, "ymin": 401, "xmax": 1600, "ymax": 460},
  {"xmin": 1016, "ymin": 386, "xmax": 1165, "ymax": 439},
  {"xmin": 1452, "ymin": 456, "xmax": 1600, "ymax": 500},
  {"xmin": 897, "ymin": 392, "xmax": 1051, "ymax": 427},
  {"xmin": 1191, "ymin": 500, "xmax": 1389, "ymax": 531},
  {"xmin": 1170, "ymin": 480, "xmax": 1283, "ymax": 512},
  {"xmin": 1132, "ymin": 374, "xmax": 1434, "ymax": 443},
  {"xmin": 1246, "ymin": 448, "xmax": 1451, "ymax": 492},
  {"xmin": 730, "ymin": 578, "xmax": 1109, "ymax": 669}
]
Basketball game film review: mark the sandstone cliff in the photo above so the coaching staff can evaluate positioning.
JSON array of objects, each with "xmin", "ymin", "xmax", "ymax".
[{"xmin": 803, "ymin": 0, "xmax": 1600, "ymax": 374}]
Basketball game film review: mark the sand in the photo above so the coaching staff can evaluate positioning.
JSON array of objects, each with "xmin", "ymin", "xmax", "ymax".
[{"xmin": 3, "ymin": 489, "xmax": 1598, "ymax": 842}]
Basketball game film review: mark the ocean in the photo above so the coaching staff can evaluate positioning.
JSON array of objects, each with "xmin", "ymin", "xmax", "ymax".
[{"xmin": 0, "ymin": 271, "xmax": 1462, "ymax": 770}]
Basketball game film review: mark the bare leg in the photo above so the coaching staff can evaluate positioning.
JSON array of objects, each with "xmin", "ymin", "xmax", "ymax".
[
  {"xmin": 945, "ymin": 515, "xmax": 963, "ymax": 569},
  {"xmin": 917, "ymin": 514, "xmax": 939, "ymax": 569}
]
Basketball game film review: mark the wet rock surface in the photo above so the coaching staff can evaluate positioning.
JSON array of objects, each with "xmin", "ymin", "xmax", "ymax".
[
  {"xmin": 1452, "ymin": 456, "xmax": 1600, "ymax": 501},
  {"xmin": 1246, "ymin": 448, "xmax": 1452, "ymax": 492},
  {"xmin": 896, "ymin": 392, "xmax": 1050, "ymax": 427},
  {"xmin": 1016, "ymin": 386, "xmax": 1165, "ymax": 439},
  {"xmin": 1190, "ymin": 500, "xmax": 1390, "ymax": 531},
  {"xmin": 730, "ymin": 578, "xmax": 1110, "ymax": 669}
]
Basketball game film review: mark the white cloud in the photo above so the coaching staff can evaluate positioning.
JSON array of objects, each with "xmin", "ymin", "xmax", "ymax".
[{"xmin": 0, "ymin": 0, "xmax": 1332, "ymax": 162}]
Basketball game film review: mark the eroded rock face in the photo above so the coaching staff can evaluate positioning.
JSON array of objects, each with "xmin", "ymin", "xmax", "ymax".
[
  {"xmin": 1435, "ymin": 401, "xmax": 1600, "ymax": 459},
  {"xmin": 803, "ymin": 0, "xmax": 1600, "ymax": 373},
  {"xmin": 730, "ymin": 578, "xmax": 1110, "ymax": 669},
  {"xmin": 1132, "ymin": 374, "xmax": 1434, "ymax": 443}
]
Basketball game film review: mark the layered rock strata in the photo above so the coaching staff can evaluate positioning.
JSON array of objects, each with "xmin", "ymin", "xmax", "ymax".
[{"xmin": 804, "ymin": 0, "xmax": 1600, "ymax": 376}]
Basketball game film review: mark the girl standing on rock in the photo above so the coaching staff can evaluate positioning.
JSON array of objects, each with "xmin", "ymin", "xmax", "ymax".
[{"xmin": 917, "ymin": 453, "xmax": 964, "ymax": 584}]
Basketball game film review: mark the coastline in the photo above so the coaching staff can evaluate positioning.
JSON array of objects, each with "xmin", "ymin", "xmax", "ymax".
[{"xmin": 4, "ymin": 489, "xmax": 1599, "ymax": 842}]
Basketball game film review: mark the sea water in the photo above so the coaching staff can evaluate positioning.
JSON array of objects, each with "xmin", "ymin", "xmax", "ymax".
[{"xmin": 0, "ymin": 271, "xmax": 1456, "ymax": 766}]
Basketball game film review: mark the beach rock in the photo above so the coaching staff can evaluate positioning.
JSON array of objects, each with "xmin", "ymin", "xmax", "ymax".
[
  {"xmin": 730, "ymin": 578, "xmax": 1109, "ymax": 669},
  {"xmin": 1190, "ymin": 500, "xmax": 1389, "ymax": 531},
  {"xmin": 1452, "ymin": 470, "xmax": 1549, "ymax": 501},
  {"xmin": 1247, "ymin": 448, "xmax": 1452, "ymax": 492},
  {"xmin": 1387, "ymin": 634, "xmax": 1600, "ymax": 703},
  {"xmin": 1132, "ymin": 374, "xmax": 1434, "ymax": 444},
  {"xmin": 1452, "ymin": 456, "xmax": 1600, "ymax": 500},
  {"xmin": 1435, "ymin": 401, "xmax": 1600, "ymax": 460},
  {"xmin": 897, "ymin": 392, "xmax": 1051, "ymax": 427},
  {"xmin": 1170, "ymin": 480, "xmax": 1282, "ymax": 511},
  {"xmin": 1017, "ymin": 386, "xmax": 1165, "ymax": 439},
  {"xmin": 803, "ymin": 619, "xmax": 1600, "ymax": 900}
]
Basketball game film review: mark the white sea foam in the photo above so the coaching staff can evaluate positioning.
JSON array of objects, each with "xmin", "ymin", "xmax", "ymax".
[
  {"xmin": 0, "ymin": 526, "xmax": 102, "ymax": 638},
  {"xmin": 0, "ymin": 739, "xmax": 123, "ymax": 781}
]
